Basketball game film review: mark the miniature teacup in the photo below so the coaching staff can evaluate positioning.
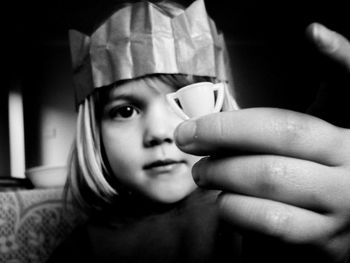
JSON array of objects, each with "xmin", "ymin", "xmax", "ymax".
[{"xmin": 166, "ymin": 82, "xmax": 225, "ymax": 120}]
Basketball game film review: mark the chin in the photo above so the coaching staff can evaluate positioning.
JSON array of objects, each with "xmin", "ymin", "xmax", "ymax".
[{"xmin": 150, "ymin": 183, "xmax": 197, "ymax": 204}]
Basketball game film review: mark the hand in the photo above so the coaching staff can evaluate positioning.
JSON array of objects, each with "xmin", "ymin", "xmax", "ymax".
[{"xmin": 174, "ymin": 23, "xmax": 350, "ymax": 263}]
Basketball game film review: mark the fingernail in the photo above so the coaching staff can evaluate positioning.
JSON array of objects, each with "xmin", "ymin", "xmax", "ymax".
[
  {"xmin": 312, "ymin": 23, "xmax": 339, "ymax": 52},
  {"xmin": 191, "ymin": 161, "xmax": 200, "ymax": 183},
  {"xmin": 175, "ymin": 120, "xmax": 197, "ymax": 146},
  {"xmin": 191, "ymin": 157, "xmax": 207, "ymax": 185}
]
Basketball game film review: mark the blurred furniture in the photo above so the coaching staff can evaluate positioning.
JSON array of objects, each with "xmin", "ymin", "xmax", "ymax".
[
  {"xmin": 0, "ymin": 187, "xmax": 85, "ymax": 263},
  {"xmin": 25, "ymin": 166, "xmax": 67, "ymax": 189},
  {"xmin": 0, "ymin": 178, "xmax": 33, "ymax": 191}
]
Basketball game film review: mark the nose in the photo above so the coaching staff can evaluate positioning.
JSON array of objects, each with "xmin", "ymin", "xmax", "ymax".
[{"xmin": 143, "ymin": 101, "xmax": 179, "ymax": 148}]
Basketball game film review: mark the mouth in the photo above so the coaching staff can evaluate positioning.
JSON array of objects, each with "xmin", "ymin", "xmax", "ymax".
[{"xmin": 143, "ymin": 159, "xmax": 186, "ymax": 172}]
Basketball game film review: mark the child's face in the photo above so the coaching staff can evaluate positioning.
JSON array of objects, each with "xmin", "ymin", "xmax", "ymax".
[{"xmin": 101, "ymin": 77, "xmax": 200, "ymax": 203}]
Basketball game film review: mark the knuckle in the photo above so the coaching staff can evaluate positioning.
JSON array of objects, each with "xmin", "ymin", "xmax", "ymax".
[
  {"xmin": 208, "ymin": 112, "xmax": 236, "ymax": 143},
  {"xmin": 283, "ymin": 114, "xmax": 307, "ymax": 145},
  {"xmin": 258, "ymin": 159, "xmax": 286, "ymax": 196},
  {"xmin": 274, "ymin": 111, "xmax": 309, "ymax": 148},
  {"xmin": 261, "ymin": 206, "xmax": 293, "ymax": 241},
  {"xmin": 215, "ymin": 113, "xmax": 231, "ymax": 141}
]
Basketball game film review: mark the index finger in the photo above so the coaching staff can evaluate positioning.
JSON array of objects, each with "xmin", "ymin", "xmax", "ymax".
[
  {"xmin": 305, "ymin": 23, "xmax": 350, "ymax": 128},
  {"xmin": 307, "ymin": 23, "xmax": 350, "ymax": 72},
  {"xmin": 174, "ymin": 108, "xmax": 349, "ymax": 166}
]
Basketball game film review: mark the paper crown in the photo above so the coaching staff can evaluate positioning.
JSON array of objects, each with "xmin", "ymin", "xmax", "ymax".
[{"xmin": 69, "ymin": 0, "xmax": 231, "ymax": 105}]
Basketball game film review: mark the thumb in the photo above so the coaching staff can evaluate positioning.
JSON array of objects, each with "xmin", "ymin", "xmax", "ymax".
[{"xmin": 305, "ymin": 23, "xmax": 350, "ymax": 128}]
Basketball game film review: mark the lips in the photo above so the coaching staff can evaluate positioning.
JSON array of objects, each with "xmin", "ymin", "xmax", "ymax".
[{"xmin": 143, "ymin": 159, "xmax": 185, "ymax": 170}]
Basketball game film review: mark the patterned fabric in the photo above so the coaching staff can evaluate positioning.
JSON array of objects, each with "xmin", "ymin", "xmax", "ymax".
[{"xmin": 0, "ymin": 188, "xmax": 85, "ymax": 263}]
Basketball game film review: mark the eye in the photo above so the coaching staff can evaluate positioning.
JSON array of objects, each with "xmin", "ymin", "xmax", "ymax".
[{"xmin": 109, "ymin": 105, "xmax": 140, "ymax": 120}]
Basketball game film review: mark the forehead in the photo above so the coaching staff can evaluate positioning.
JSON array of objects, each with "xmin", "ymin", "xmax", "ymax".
[{"xmin": 104, "ymin": 76, "xmax": 178, "ymax": 101}]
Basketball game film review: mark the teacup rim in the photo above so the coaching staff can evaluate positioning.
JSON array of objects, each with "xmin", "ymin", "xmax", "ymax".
[{"xmin": 175, "ymin": 81, "xmax": 214, "ymax": 93}]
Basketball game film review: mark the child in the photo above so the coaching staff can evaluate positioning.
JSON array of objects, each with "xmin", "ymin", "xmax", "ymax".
[{"xmin": 48, "ymin": 1, "xmax": 240, "ymax": 262}]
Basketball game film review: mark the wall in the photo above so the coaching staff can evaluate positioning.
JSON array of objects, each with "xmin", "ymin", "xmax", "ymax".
[
  {"xmin": 0, "ymin": 87, "xmax": 10, "ymax": 177},
  {"xmin": 226, "ymin": 39, "xmax": 320, "ymax": 112},
  {"xmin": 22, "ymin": 41, "xmax": 76, "ymax": 170}
]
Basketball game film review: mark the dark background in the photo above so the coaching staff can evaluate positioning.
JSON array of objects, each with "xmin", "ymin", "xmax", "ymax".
[
  {"xmin": 5, "ymin": 0, "xmax": 350, "ymax": 109},
  {"xmin": 1, "ymin": 0, "xmax": 350, "ymax": 178}
]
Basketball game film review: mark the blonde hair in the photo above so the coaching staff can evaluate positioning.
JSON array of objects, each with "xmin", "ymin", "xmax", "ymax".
[
  {"xmin": 65, "ymin": 74, "xmax": 238, "ymax": 213},
  {"xmin": 65, "ymin": 96, "xmax": 116, "ymax": 213}
]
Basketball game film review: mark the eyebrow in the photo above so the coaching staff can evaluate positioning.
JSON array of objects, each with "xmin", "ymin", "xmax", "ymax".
[
  {"xmin": 105, "ymin": 86, "xmax": 135, "ymax": 102},
  {"xmin": 107, "ymin": 93, "xmax": 134, "ymax": 102},
  {"xmin": 103, "ymin": 90, "xmax": 145, "ymax": 110}
]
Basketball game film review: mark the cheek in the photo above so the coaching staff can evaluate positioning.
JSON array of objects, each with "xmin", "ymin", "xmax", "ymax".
[{"xmin": 101, "ymin": 125, "xmax": 142, "ymax": 176}]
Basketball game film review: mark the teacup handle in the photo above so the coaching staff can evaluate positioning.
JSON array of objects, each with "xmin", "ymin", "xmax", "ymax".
[
  {"xmin": 212, "ymin": 82, "xmax": 225, "ymax": 113},
  {"xmin": 166, "ymin": 93, "xmax": 190, "ymax": 120}
]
